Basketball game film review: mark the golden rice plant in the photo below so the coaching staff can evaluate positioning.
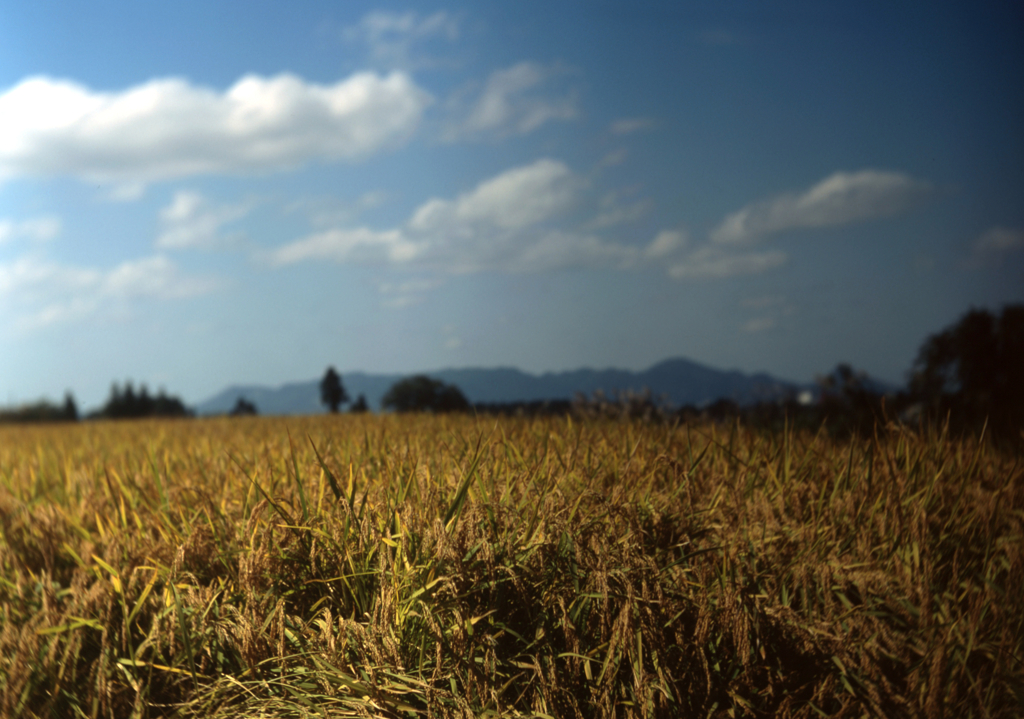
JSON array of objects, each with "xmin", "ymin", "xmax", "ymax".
[{"xmin": 0, "ymin": 414, "xmax": 1021, "ymax": 717}]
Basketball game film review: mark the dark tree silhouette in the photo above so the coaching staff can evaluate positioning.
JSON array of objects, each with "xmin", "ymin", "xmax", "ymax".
[
  {"xmin": 92, "ymin": 382, "xmax": 191, "ymax": 419},
  {"xmin": 382, "ymin": 375, "xmax": 470, "ymax": 413},
  {"xmin": 350, "ymin": 394, "xmax": 369, "ymax": 413},
  {"xmin": 815, "ymin": 363, "xmax": 884, "ymax": 434},
  {"xmin": 320, "ymin": 367, "xmax": 349, "ymax": 413},
  {"xmin": 910, "ymin": 304, "xmax": 1024, "ymax": 435},
  {"xmin": 0, "ymin": 392, "xmax": 79, "ymax": 423},
  {"xmin": 62, "ymin": 392, "xmax": 78, "ymax": 421},
  {"xmin": 229, "ymin": 397, "xmax": 258, "ymax": 416},
  {"xmin": 436, "ymin": 384, "xmax": 471, "ymax": 413}
]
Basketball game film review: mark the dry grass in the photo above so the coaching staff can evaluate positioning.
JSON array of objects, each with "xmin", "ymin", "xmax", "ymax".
[{"xmin": 0, "ymin": 414, "xmax": 1021, "ymax": 718}]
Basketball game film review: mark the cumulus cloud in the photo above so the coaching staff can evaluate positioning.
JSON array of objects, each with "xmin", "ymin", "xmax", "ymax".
[
  {"xmin": 0, "ymin": 72, "xmax": 431, "ymax": 185},
  {"xmin": 0, "ymin": 216, "xmax": 61, "ymax": 244},
  {"xmin": 508, "ymin": 230, "xmax": 640, "ymax": 273},
  {"xmin": 344, "ymin": 10, "xmax": 460, "ymax": 70},
  {"xmin": 711, "ymin": 170, "xmax": 931, "ymax": 245},
  {"xmin": 271, "ymin": 158, "xmax": 644, "ymax": 274},
  {"xmin": 645, "ymin": 230, "xmax": 687, "ymax": 258},
  {"xmin": 0, "ymin": 254, "xmax": 219, "ymax": 329},
  {"xmin": 668, "ymin": 245, "xmax": 787, "ymax": 279},
  {"xmin": 268, "ymin": 227, "xmax": 420, "ymax": 266},
  {"xmin": 400, "ymin": 158, "xmax": 636, "ymax": 273},
  {"xmin": 410, "ymin": 158, "xmax": 579, "ymax": 233},
  {"xmin": 972, "ymin": 226, "xmax": 1024, "ymax": 254},
  {"xmin": 101, "ymin": 255, "xmax": 219, "ymax": 298},
  {"xmin": 444, "ymin": 63, "xmax": 578, "ymax": 141},
  {"xmin": 156, "ymin": 190, "xmax": 251, "ymax": 250},
  {"xmin": 0, "ymin": 257, "xmax": 98, "ymax": 302}
]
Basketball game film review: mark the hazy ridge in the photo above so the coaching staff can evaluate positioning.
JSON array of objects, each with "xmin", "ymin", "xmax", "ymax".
[{"xmin": 195, "ymin": 357, "xmax": 809, "ymax": 415}]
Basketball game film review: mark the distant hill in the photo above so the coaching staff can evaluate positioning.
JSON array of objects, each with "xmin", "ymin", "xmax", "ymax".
[{"xmin": 195, "ymin": 358, "xmax": 811, "ymax": 416}]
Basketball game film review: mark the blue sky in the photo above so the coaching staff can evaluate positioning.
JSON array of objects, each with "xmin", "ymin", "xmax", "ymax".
[{"xmin": 2, "ymin": 1, "xmax": 1022, "ymax": 410}]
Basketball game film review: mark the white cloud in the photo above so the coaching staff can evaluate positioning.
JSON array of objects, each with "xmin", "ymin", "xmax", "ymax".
[
  {"xmin": 711, "ymin": 170, "xmax": 931, "ymax": 245},
  {"xmin": 668, "ymin": 245, "xmax": 787, "ymax": 279},
  {"xmin": 586, "ymin": 191, "xmax": 653, "ymax": 230},
  {"xmin": 645, "ymin": 230, "xmax": 687, "ymax": 258},
  {"xmin": 344, "ymin": 10, "xmax": 460, "ymax": 70},
  {"xmin": 0, "ymin": 257, "xmax": 99, "ymax": 301},
  {"xmin": 406, "ymin": 159, "xmax": 625, "ymax": 273},
  {"xmin": 101, "ymin": 255, "xmax": 218, "ymax": 299},
  {"xmin": 410, "ymin": 158, "xmax": 579, "ymax": 232},
  {"xmin": 271, "ymin": 158, "xmax": 642, "ymax": 274},
  {"xmin": 444, "ymin": 63, "xmax": 578, "ymax": 141},
  {"xmin": 268, "ymin": 227, "xmax": 420, "ymax": 266},
  {"xmin": 0, "ymin": 216, "xmax": 61, "ymax": 244},
  {"xmin": 972, "ymin": 226, "xmax": 1024, "ymax": 253},
  {"xmin": 507, "ymin": 230, "xmax": 638, "ymax": 273},
  {"xmin": 0, "ymin": 72, "xmax": 431, "ymax": 185},
  {"xmin": 156, "ymin": 190, "xmax": 251, "ymax": 250},
  {"xmin": 609, "ymin": 117, "xmax": 656, "ymax": 135},
  {"xmin": 0, "ymin": 253, "xmax": 218, "ymax": 329}
]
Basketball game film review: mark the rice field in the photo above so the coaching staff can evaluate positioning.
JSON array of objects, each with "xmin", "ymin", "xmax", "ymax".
[{"xmin": 0, "ymin": 415, "xmax": 1021, "ymax": 718}]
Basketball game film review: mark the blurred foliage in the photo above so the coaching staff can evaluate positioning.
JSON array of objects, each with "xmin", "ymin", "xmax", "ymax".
[
  {"xmin": 0, "ymin": 392, "xmax": 77, "ymax": 424},
  {"xmin": 383, "ymin": 375, "xmax": 470, "ymax": 413},
  {"xmin": 320, "ymin": 367, "xmax": 349, "ymax": 413},
  {"xmin": 228, "ymin": 397, "xmax": 258, "ymax": 417},
  {"xmin": 910, "ymin": 304, "xmax": 1023, "ymax": 436},
  {"xmin": 89, "ymin": 382, "xmax": 191, "ymax": 419}
]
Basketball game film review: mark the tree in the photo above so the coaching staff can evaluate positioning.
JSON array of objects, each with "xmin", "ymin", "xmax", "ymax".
[
  {"xmin": 320, "ymin": 367, "xmax": 349, "ymax": 413},
  {"xmin": 62, "ymin": 392, "xmax": 78, "ymax": 421},
  {"xmin": 0, "ymin": 394, "xmax": 79, "ymax": 423},
  {"xmin": 436, "ymin": 383, "xmax": 471, "ymax": 413},
  {"xmin": 91, "ymin": 382, "xmax": 191, "ymax": 419},
  {"xmin": 350, "ymin": 394, "xmax": 369, "ymax": 413},
  {"xmin": 910, "ymin": 304, "xmax": 1024, "ymax": 434},
  {"xmin": 815, "ymin": 363, "xmax": 883, "ymax": 434},
  {"xmin": 382, "ymin": 375, "xmax": 470, "ymax": 413},
  {"xmin": 229, "ymin": 397, "xmax": 258, "ymax": 416}
]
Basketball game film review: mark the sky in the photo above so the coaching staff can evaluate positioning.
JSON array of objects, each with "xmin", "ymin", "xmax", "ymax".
[{"xmin": 1, "ymin": 1, "xmax": 1022, "ymax": 411}]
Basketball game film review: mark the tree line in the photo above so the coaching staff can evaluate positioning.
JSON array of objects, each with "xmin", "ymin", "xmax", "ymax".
[
  {"xmin": 3, "ymin": 304, "xmax": 1021, "ymax": 440},
  {"xmin": 318, "ymin": 367, "xmax": 468, "ymax": 415},
  {"xmin": 0, "ymin": 382, "xmax": 192, "ymax": 424}
]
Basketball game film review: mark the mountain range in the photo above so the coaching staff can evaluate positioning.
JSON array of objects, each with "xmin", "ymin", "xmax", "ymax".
[{"xmin": 194, "ymin": 357, "xmax": 814, "ymax": 416}]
